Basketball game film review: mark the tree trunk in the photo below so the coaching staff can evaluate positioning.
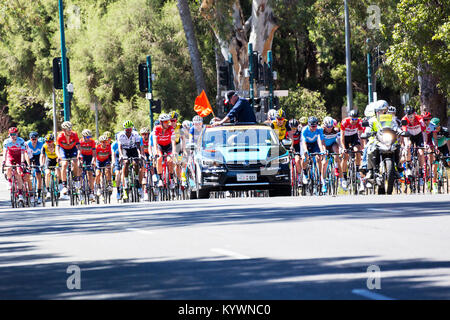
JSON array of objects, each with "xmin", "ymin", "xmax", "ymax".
[
  {"xmin": 177, "ymin": 0, "xmax": 207, "ymax": 95},
  {"xmin": 418, "ymin": 62, "xmax": 448, "ymax": 125},
  {"xmin": 201, "ymin": 0, "xmax": 278, "ymax": 93}
]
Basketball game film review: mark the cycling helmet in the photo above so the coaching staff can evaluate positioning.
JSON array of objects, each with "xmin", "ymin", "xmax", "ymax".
[
  {"xmin": 349, "ymin": 109, "xmax": 359, "ymax": 118},
  {"xmin": 267, "ymin": 109, "xmax": 277, "ymax": 120},
  {"xmin": 159, "ymin": 113, "xmax": 171, "ymax": 122},
  {"xmin": 29, "ymin": 131, "xmax": 39, "ymax": 139},
  {"xmin": 387, "ymin": 106, "xmax": 396, "ymax": 114},
  {"xmin": 45, "ymin": 133, "xmax": 54, "ymax": 142},
  {"xmin": 422, "ymin": 111, "xmax": 432, "ymax": 120},
  {"xmin": 308, "ymin": 116, "xmax": 319, "ymax": 126},
  {"xmin": 169, "ymin": 111, "xmax": 179, "ymax": 120},
  {"xmin": 299, "ymin": 117, "xmax": 308, "ymax": 126},
  {"xmin": 8, "ymin": 127, "xmax": 18, "ymax": 134},
  {"xmin": 103, "ymin": 131, "xmax": 112, "ymax": 138},
  {"xmin": 289, "ymin": 119, "xmax": 299, "ymax": 128},
  {"xmin": 123, "ymin": 120, "xmax": 134, "ymax": 129},
  {"xmin": 192, "ymin": 115, "xmax": 203, "ymax": 124},
  {"xmin": 405, "ymin": 105, "xmax": 415, "ymax": 115},
  {"xmin": 276, "ymin": 109, "xmax": 286, "ymax": 119},
  {"xmin": 430, "ymin": 118, "xmax": 440, "ymax": 126},
  {"xmin": 323, "ymin": 116, "xmax": 334, "ymax": 128},
  {"xmin": 140, "ymin": 127, "xmax": 150, "ymax": 134},
  {"xmin": 99, "ymin": 135, "xmax": 107, "ymax": 142},
  {"xmin": 82, "ymin": 129, "xmax": 92, "ymax": 137},
  {"xmin": 61, "ymin": 121, "xmax": 72, "ymax": 130},
  {"xmin": 182, "ymin": 120, "xmax": 192, "ymax": 130}
]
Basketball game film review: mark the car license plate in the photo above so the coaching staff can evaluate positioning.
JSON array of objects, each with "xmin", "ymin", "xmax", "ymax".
[{"xmin": 237, "ymin": 173, "xmax": 257, "ymax": 182}]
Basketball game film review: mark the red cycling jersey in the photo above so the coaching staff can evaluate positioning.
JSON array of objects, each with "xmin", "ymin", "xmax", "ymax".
[
  {"xmin": 142, "ymin": 138, "xmax": 150, "ymax": 154},
  {"xmin": 79, "ymin": 139, "xmax": 96, "ymax": 156},
  {"xmin": 96, "ymin": 144, "xmax": 111, "ymax": 162},
  {"xmin": 56, "ymin": 131, "xmax": 80, "ymax": 150},
  {"xmin": 154, "ymin": 125, "xmax": 174, "ymax": 147},
  {"xmin": 401, "ymin": 115, "xmax": 426, "ymax": 136},
  {"xmin": 340, "ymin": 118, "xmax": 364, "ymax": 136}
]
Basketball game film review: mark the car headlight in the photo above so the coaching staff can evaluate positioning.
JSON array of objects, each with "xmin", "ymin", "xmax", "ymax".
[
  {"xmin": 268, "ymin": 156, "xmax": 289, "ymax": 166},
  {"xmin": 381, "ymin": 132, "xmax": 395, "ymax": 145}
]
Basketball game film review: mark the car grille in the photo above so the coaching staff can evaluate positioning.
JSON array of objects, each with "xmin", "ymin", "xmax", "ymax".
[{"xmin": 226, "ymin": 161, "xmax": 265, "ymax": 171}]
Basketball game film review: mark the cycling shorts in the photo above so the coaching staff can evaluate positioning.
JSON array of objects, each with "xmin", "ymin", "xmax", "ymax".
[
  {"xmin": 96, "ymin": 159, "xmax": 111, "ymax": 168},
  {"xmin": 306, "ymin": 142, "xmax": 320, "ymax": 155},
  {"xmin": 45, "ymin": 158, "xmax": 58, "ymax": 169},
  {"xmin": 60, "ymin": 146, "xmax": 78, "ymax": 160},
  {"xmin": 409, "ymin": 133, "xmax": 424, "ymax": 148},
  {"xmin": 344, "ymin": 134, "xmax": 361, "ymax": 149},
  {"xmin": 80, "ymin": 155, "xmax": 94, "ymax": 171},
  {"xmin": 123, "ymin": 147, "xmax": 139, "ymax": 159},
  {"xmin": 293, "ymin": 143, "xmax": 300, "ymax": 154},
  {"xmin": 158, "ymin": 144, "xmax": 172, "ymax": 155},
  {"xmin": 29, "ymin": 155, "xmax": 41, "ymax": 174}
]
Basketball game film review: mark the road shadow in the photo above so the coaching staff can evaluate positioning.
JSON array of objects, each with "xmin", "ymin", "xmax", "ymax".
[
  {"xmin": 0, "ymin": 200, "xmax": 448, "ymax": 238},
  {"xmin": 0, "ymin": 250, "xmax": 449, "ymax": 299}
]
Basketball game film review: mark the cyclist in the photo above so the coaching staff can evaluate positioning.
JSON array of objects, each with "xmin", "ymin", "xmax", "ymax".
[
  {"xmin": 340, "ymin": 109, "xmax": 364, "ymax": 190},
  {"xmin": 78, "ymin": 129, "xmax": 96, "ymax": 201},
  {"xmin": 388, "ymin": 106, "xmax": 401, "ymax": 127},
  {"xmin": 270, "ymin": 109, "xmax": 292, "ymax": 141},
  {"xmin": 423, "ymin": 113, "xmax": 439, "ymax": 192},
  {"xmin": 189, "ymin": 115, "xmax": 203, "ymax": 145},
  {"xmin": 322, "ymin": 116, "xmax": 341, "ymax": 188},
  {"xmin": 111, "ymin": 134, "xmax": 122, "ymax": 201},
  {"xmin": 95, "ymin": 135, "xmax": 112, "ymax": 197},
  {"xmin": 40, "ymin": 133, "xmax": 61, "ymax": 199},
  {"xmin": 25, "ymin": 131, "xmax": 44, "ymax": 204},
  {"xmin": 154, "ymin": 113, "xmax": 176, "ymax": 189},
  {"xmin": 431, "ymin": 118, "xmax": 450, "ymax": 167},
  {"xmin": 140, "ymin": 126, "xmax": 152, "ymax": 199},
  {"xmin": 2, "ymin": 127, "xmax": 27, "ymax": 203},
  {"xmin": 401, "ymin": 106, "xmax": 427, "ymax": 185},
  {"xmin": 301, "ymin": 116, "xmax": 327, "ymax": 189},
  {"xmin": 117, "ymin": 120, "xmax": 142, "ymax": 200},
  {"xmin": 170, "ymin": 111, "xmax": 185, "ymax": 185},
  {"xmin": 288, "ymin": 118, "xmax": 303, "ymax": 186},
  {"xmin": 265, "ymin": 109, "xmax": 277, "ymax": 124},
  {"xmin": 56, "ymin": 121, "xmax": 81, "ymax": 196},
  {"xmin": 103, "ymin": 131, "xmax": 114, "ymax": 179}
]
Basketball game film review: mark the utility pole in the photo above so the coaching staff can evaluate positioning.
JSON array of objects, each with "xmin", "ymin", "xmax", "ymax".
[
  {"xmin": 367, "ymin": 38, "xmax": 373, "ymax": 104},
  {"xmin": 58, "ymin": 0, "xmax": 70, "ymax": 121},
  {"xmin": 267, "ymin": 50, "xmax": 274, "ymax": 110},
  {"xmin": 146, "ymin": 55, "xmax": 154, "ymax": 130},
  {"xmin": 248, "ymin": 43, "xmax": 254, "ymax": 107},
  {"xmin": 344, "ymin": 0, "xmax": 353, "ymax": 114}
]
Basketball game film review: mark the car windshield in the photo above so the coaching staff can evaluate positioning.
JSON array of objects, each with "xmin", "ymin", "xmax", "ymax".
[{"xmin": 202, "ymin": 127, "xmax": 278, "ymax": 148}]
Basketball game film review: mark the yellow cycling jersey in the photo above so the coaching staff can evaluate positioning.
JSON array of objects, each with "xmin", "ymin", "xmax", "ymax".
[
  {"xmin": 173, "ymin": 123, "xmax": 182, "ymax": 144},
  {"xmin": 271, "ymin": 119, "xmax": 289, "ymax": 140},
  {"xmin": 42, "ymin": 143, "xmax": 58, "ymax": 159}
]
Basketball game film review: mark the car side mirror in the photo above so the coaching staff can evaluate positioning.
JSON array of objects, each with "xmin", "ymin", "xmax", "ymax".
[
  {"xmin": 281, "ymin": 139, "xmax": 292, "ymax": 148},
  {"xmin": 401, "ymin": 119, "xmax": 408, "ymax": 126}
]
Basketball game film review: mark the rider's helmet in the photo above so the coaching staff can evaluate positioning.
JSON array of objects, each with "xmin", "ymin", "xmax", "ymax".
[
  {"xmin": 405, "ymin": 105, "xmax": 415, "ymax": 115},
  {"xmin": 8, "ymin": 127, "xmax": 18, "ymax": 135},
  {"xmin": 267, "ymin": 109, "xmax": 277, "ymax": 121},
  {"xmin": 289, "ymin": 119, "xmax": 299, "ymax": 128},
  {"xmin": 98, "ymin": 135, "xmax": 107, "ymax": 142},
  {"xmin": 374, "ymin": 102, "xmax": 388, "ymax": 115},
  {"xmin": 159, "ymin": 113, "xmax": 171, "ymax": 122},
  {"xmin": 182, "ymin": 120, "xmax": 192, "ymax": 130},
  {"xmin": 430, "ymin": 118, "xmax": 440, "ymax": 127},
  {"xmin": 308, "ymin": 116, "xmax": 319, "ymax": 126},
  {"xmin": 140, "ymin": 127, "xmax": 150, "ymax": 134},
  {"xmin": 169, "ymin": 111, "xmax": 179, "ymax": 120},
  {"xmin": 103, "ymin": 131, "xmax": 112, "ymax": 139},
  {"xmin": 61, "ymin": 121, "xmax": 72, "ymax": 130},
  {"xmin": 29, "ymin": 131, "xmax": 39, "ymax": 139},
  {"xmin": 388, "ymin": 106, "xmax": 396, "ymax": 114},
  {"xmin": 349, "ymin": 109, "xmax": 359, "ymax": 119},
  {"xmin": 123, "ymin": 120, "xmax": 134, "ymax": 129},
  {"xmin": 276, "ymin": 109, "xmax": 286, "ymax": 119},
  {"xmin": 193, "ymin": 115, "xmax": 203, "ymax": 124},
  {"xmin": 299, "ymin": 117, "xmax": 308, "ymax": 126},
  {"xmin": 421, "ymin": 111, "xmax": 432, "ymax": 121},
  {"xmin": 82, "ymin": 129, "xmax": 92, "ymax": 137},
  {"xmin": 323, "ymin": 116, "xmax": 334, "ymax": 128},
  {"xmin": 45, "ymin": 133, "xmax": 54, "ymax": 142}
]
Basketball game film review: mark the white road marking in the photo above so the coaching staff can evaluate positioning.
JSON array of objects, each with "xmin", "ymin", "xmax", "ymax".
[
  {"xmin": 352, "ymin": 289, "xmax": 395, "ymax": 300},
  {"xmin": 210, "ymin": 248, "xmax": 250, "ymax": 260},
  {"xmin": 368, "ymin": 208, "xmax": 402, "ymax": 213},
  {"xmin": 126, "ymin": 228, "xmax": 154, "ymax": 235}
]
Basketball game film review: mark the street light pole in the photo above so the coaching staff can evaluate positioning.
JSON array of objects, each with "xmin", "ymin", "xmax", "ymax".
[
  {"xmin": 367, "ymin": 38, "xmax": 373, "ymax": 104},
  {"xmin": 58, "ymin": 0, "xmax": 70, "ymax": 121},
  {"xmin": 344, "ymin": 0, "xmax": 353, "ymax": 114}
]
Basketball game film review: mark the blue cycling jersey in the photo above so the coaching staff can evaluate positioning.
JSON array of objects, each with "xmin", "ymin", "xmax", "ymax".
[
  {"xmin": 301, "ymin": 126, "xmax": 324, "ymax": 144},
  {"xmin": 111, "ymin": 141, "xmax": 119, "ymax": 157},
  {"xmin": 189, "ymin": 126, "xmax": 203, "ymax": 144},
  {"xmin": 26, "ymin": 140, "xmax": 44, "ymax": 156},
  {"xmin": 322, "ymin": 128, "xmax": 340, "ymax": 147}
]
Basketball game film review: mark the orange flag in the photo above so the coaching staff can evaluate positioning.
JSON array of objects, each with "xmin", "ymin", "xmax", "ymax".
[{"xmin": 194, "ymin": 90, "xmax": 214, "ymax": 117}]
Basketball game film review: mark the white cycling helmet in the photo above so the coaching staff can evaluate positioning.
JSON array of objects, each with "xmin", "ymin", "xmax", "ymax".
[
  {"xmin": 61, "ymin": 121, "xmax": 72, "ymax": 130},
  {"xmin": 388, "ymin": 106, "xmax": 396, "ymax": 114},
  {"xmin": 140, "ymin": 127, "xmax": 150, "ymax": 134},
  {"xmin": 82, "ymin": 129, "xmax": 92, "ymax": 137},
  {"xmin": 267, "ymin": 109, "xmax": 277, "ymax": 120},
  {"xmin": 323, "ymin": 116, "xmax": 334, "ymax": 128},
  {"xmin": 192, "ymin": 115, "xmax": 203, "ymax": 124},
  {"xmin": 99, "ymin": 135, "xmax": 108, "ymax": 142},
  {"xmin": 159, "ymin": 113, "xmax": 171, "ymax": 122},
  {"xmin": 182, "ymin": 120, "xmax": 192, "ymax": 129}
]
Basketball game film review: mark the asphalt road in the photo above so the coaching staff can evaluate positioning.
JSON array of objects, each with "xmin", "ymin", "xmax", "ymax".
[{"xmin": 0, "ymin": 174, "xmax": 449, "ymax": 300}]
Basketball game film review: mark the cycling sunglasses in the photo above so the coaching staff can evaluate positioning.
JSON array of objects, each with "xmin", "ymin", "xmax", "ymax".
[
  {"xmin": 351, "ymin": 118, "xmax": 359, "ymax": 121},
  {"xmin": 10, "ymin": 133, "xmax": 17, "ymax": 137},
  {"xmin": 276, "ymin": 117, "xmax": 284, "ymax": 120}
]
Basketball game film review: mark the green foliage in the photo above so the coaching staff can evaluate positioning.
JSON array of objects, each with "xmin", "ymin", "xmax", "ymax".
[{"xmin": 280, "ymin": 85, "xmax": 329, "ymax": 121}]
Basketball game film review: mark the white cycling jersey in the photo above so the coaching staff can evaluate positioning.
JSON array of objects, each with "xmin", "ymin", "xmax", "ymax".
[{"xmin": 117, "ymin": 130, "xmax": 141, "ymax": 149}]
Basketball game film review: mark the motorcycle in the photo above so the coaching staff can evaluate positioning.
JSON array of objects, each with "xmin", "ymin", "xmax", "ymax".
[{"xmin": 362, "ymin": 114, "xmax": 409, "ymax": 195}]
